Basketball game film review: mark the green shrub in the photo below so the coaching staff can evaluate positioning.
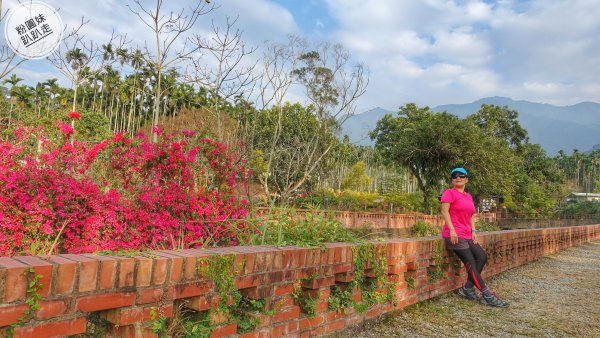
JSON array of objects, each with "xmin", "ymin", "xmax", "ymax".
[
  {"xmin": 292, "ymin": 189, "xmax": 426, "ymax": 213},
  {"xmin": 239, "ymin": 207, "xmax": 361, "ymax": 247},
  {"xmin": 411, "ymin": 221, "xmax": 439, "ymax": 237},
  {"xmin": 475, "ymin": 220, "xmax": 501, "ymax": 232},
  {"xmin": 383, "ymin": 191, "xmax": 424, "ymax": 212},
  {"xmin": 559, "ymin": 201, "xmax": 600, "ymax": 218}
]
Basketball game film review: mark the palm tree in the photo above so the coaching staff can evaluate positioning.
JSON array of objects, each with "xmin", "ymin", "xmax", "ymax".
[
  {"xmin": 78, "ymin": 66, "xmax": 96, "ymax": 109},
  {"xmin": 116, "ymin": 48, "xmax": 129, "ymax": 68},
  {"xmin": 573, "ymin": 149, "xmax": 582, "ymax": 190},
  {"xmin": 44, "ymin": 78, "xmax": 60, "ymax": 113},
  {"xmin": 33, "ymin": 82, "xmax": 48, "ymax": 117},
  {"xmin": 103, "ymin": 67, "xmax": 121, "ymax": 131},
  {"xmin": 65, "ymin": 48, "xmax": 88, "ymax": 112},
  {"xmin": 56, "ymin": 87, "xmax": 73, "ymax": 109},
  {"xmin": 11, "ymin": 85, "xmax": 32, "ymax": 108},
  {"xmin": 591, "ymin": 156, "xmax": 600, "ymax": 193},
  {"xmin": 127, "ymin": 49, "xmax": 144, "ymax": 135},
  {"xmin": 101, "ymin": 43, "xmax": 115, "ymax": 63},
  {"xmin": 2, "ymin": 73, "xmax": 23, "ymax": 128},
  {"xmin": 160, "ymin": 69, "xmax": 179, "ymax": 121}
]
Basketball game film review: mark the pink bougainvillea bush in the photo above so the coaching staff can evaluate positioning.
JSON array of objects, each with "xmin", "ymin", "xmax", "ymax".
[{"xmin": 0, "ymin": 125, "xmax": 250, "ymax": 256}]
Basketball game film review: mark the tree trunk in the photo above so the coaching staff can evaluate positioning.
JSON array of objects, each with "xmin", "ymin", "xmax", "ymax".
[
  {"xmin": 71, "ymin": 79, "xmax": 78, "ymax": 112},
  {"xmin": 152, "ymin": 69, "xmax": 162, "ymax": 143}
]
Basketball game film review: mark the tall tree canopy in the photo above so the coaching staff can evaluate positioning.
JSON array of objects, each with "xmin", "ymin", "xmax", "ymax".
[
  {"xmin": 466, "ymin": 104, "xmax": 528, "ymax": 148},
  {"xmin": 370, "ymin": 103, "xmax": 519, "ymax": 212}
]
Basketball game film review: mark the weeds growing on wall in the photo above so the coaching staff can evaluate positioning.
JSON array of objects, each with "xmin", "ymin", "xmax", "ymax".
[
  {"xmin": 327, "ymin": 243, "xmax": 398, "ymax": 315},
  {"xmin": 291, "ymin": 274, "xmax": 321, "ymax": 318},
  {"xmin": 427, "ymin": 240, "xmax": 445, "ymax": 282},
  {"xmin": 1, "ymin": 268, "xmax": 44, "ymax": 337},
  {"xmin": 150, "ymin": 254, "xmax": 274, "ymax": 337}
]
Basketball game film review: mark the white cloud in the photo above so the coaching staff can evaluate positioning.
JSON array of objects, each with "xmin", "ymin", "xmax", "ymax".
[
  {"xmin": 466, "ymin": 1, "xmax": 492, "ymax": 21},
  {"xmin": 3, "ymin": 0, "xmax": 600, "ymax": 112},
  {"xmin": 322, "ymin": 0, "xmax": 600, "ymax": 110},
  {"xmin": 432, "ymin": 28, "xmax": 492, "ymax": 66}
]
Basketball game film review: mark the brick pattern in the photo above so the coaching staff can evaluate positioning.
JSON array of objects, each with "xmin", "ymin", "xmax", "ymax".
[
  {"xmin": 256, "ymin": 207, "xmax": 496, "ymax": 231},
  {"xmin": 0, "ymin": 225, "xmax": 597, "ymax": 337}
]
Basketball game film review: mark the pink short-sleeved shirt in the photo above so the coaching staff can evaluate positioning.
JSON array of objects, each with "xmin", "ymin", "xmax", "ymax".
[{"xmin": 440, "ymin": 188, "xmax": 475, "ymax": 239}]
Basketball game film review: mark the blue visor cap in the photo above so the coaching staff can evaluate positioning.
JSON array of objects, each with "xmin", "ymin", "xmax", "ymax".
[{"xmin": 450, "ymin": 167, "xmax": 468, "ymax": 176}]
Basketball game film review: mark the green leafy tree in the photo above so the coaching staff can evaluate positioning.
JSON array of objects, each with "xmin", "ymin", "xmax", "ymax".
[
  {"xmin": 290, "ymin": 43, "xmax": 368, "ymax": 123},
  {"xmin": 292, "ymin": 50, "xmax": 339, "ymax": 118},
  {"xmin": 505, "ymin": 144, "xmax": 566, "ymax": 215},
  {"xmin": 341, "ymin": 161, "xmax": 372, "ymax": 191},
  {"xmin": 466, "ymin": 104, "xmax": 528, "ymax": 148},
  {"xmin": 371, "ymin": 103, "xmax": 518, "ymax": 212},
  {"xmin": 370, "ymin": 104, "xmax": 470, "ymax": 211},
  {"xmin": 239, "ymin": 41, "xmax": 367, "ymax": 203}
]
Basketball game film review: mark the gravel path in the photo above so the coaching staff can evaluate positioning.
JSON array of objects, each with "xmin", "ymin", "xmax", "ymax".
[{"xmin": 348, "ymin": 240, "xmax": 600, "ymax": 338}]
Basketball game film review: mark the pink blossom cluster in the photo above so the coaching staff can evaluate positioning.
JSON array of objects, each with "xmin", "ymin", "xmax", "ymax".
[{"xmin": 0, "ymin": 126, "xmax": 250, "ymax": 255}]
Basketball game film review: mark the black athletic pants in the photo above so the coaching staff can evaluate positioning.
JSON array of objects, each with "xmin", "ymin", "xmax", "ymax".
[{"xmin": 450, "ymin": 239, "xmax": 488, "ymax": 290}]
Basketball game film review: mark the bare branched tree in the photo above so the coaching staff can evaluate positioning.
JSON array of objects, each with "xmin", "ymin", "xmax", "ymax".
[
  {"xmin": 0, "ymin": 46, "xmax": 25, "ymax": 82},
  {"xmin": 273, "ymin": 43, "xmax": 368, "ymax": 200},
  {"xmin": 187, "ymin": 16, "xmax": 259, "ymax": 142},
  {"xmin": 258, "ymin": 35, "xmax": 306, "ymax": 110},
  {"xmin": 0, "ymin": 1, "xmax": 27, "ymax": 81},
  {"xmin": 248, "ymin": 39, "xmax": 369, "ymax": 203},
  {"xmin": 127, "ymin": 0, "xmax": 214, "ymax": 142},
  {"xmin": 293, "ymin": 42, "xmax": 369, "ymax": 124},
  {"xmin": 251, "ymin": 36, "xmax": 306, "ymax": 201}
]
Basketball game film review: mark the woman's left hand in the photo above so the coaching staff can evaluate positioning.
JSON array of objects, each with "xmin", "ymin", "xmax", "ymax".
[{"xmin": 472, "ymin": 232, "xmax": 478, "ymax": 244}]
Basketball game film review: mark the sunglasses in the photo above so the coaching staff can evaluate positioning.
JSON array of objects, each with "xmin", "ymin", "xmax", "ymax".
[{"xmin": 451, "ymin": 174, "xmax": 467, "ymax": 179}]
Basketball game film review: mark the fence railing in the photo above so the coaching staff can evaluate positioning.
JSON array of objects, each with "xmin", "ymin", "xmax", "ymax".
[
  {"xmin": 497, "ymin": 217, "xmax": 600, "ymax": 229},
  {"xmin": 254, "ymin": 207, "xmax": 497, "ymax": 230},
  {"xmin": 255, "ymin": 207, "xmax": 600, "ymax": 233}
]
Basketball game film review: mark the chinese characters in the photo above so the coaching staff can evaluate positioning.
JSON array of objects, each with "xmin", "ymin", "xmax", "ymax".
[{"xmin": 14, "ymin": 14, "xmax": 53, "ymax": 48}]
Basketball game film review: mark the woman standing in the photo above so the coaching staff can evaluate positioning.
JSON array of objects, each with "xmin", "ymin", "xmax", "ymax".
[{"xmin": 440, "ymin": 167, "xmax": 509, "ymax": 308}]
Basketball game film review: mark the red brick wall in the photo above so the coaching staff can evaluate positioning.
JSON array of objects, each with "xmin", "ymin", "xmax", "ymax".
[
  {"xmin": 256, "ymin": 207, "xmax": 496, "ymax": 231},
  {"xmin": 0, "ymin": 225, "xmax": 597, "ymax": 337}
]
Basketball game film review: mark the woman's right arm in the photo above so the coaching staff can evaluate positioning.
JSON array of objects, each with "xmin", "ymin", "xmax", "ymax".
[{"xmin": 441, "ymin": 202, "xmax": 458, "ymax": 244}]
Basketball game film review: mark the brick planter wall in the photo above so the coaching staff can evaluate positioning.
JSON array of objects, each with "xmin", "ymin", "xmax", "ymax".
[
  {"xmin": 0, "ymin": 225, "xmax": 598, "ymax": 338},
  {"xmin": 256, "ymin": 207, "xmax": 497, "ymax": 232}
]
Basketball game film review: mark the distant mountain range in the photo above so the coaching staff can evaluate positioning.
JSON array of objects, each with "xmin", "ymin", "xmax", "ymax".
[{"xmin": 343, "ymin": 97, "xmax": 600, "ymax": 155}]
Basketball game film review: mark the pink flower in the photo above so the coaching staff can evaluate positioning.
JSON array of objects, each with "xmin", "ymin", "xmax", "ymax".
[
  {"xmin": 58, "ymin": 123, "xmax": 74, "ymax": 135},
  {"xmin": 0, "ymin": 125, "xmax": 250, "ymax": 255},
  {"xmin": 182, "ymin": 130, "xmax": 196, "ymax": 137},
  {"xmin": 112, "ymin": 132, "xmax": 124, "ymax": 142},
  {"xmin": 152, "ymin": 126, "xmax": 163, "ymax": 136},
  {"xmin": 68, "ymin": 111, "xmax": 81, "ymax": 120}
]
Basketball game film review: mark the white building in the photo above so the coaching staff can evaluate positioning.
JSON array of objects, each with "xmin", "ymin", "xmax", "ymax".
[{"xmin": 567, "ymin": 192, "xmax": 600, "ymax": 203}]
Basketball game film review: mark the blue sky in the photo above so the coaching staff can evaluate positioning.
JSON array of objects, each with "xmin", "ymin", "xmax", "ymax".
[{"xmin": 2, "ymin": 0, "xmax": 600, "ymax": 114}]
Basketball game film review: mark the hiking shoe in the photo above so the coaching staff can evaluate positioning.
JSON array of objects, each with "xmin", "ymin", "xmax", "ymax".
[
  {"xmin": 480, "ymin": 293, "xmax": 509, "ymax": 308},
  {"xmin": 457, "ymin": 286, "xmax": 479, "ymax": 301}
]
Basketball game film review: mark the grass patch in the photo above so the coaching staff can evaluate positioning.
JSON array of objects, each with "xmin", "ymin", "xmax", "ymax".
[{"xmin": 93, "ymin": 249, "xmax": 158, "ymax": 258}]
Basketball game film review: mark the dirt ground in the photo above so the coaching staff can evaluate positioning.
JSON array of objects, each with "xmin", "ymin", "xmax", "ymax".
[{"xmin": 346, "ymin": 240, "xmax": 600, "ymax": 338}]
